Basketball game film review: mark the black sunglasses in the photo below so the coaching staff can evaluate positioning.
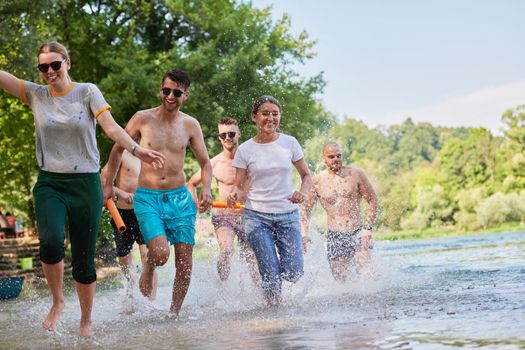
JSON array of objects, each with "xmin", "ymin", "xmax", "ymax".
[
  {"xmin": 161, "ymin": 87, "xmax": 184, "ymax": 97},
  {"xmin": 37, "ymin": 59, "xmax": 66, "ymax": 73},
  {"xmin": 218, "ymin": 131, "xmax": 236, "ymax": 140}
]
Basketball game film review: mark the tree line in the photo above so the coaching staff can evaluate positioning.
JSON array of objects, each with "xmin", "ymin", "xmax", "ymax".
[{"xmin": 302, "ymin": 108, "xmax": 525, "ymax": 233}]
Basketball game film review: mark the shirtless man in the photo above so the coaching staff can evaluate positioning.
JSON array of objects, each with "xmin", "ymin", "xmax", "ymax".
[
  {"xmin": 187, "ymin": 118, "xmax": 258, "ymax": 283},
  {"xmin": 301, "ymin": 142, "xmax": 378, "ymax": 281},
  {"xmin": 102, "ymin": 69, "xmax": 212, "ymax": 314},
  {"xmin": 103, "ymin": 150, "xmax": 157, "ymax": 299}
]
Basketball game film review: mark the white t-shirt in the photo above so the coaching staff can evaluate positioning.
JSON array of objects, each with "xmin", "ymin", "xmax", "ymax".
[
  {"xmin": 232, "ymin": 133, "xmax": 304, "ymax": 213},
  {"xmin": 22, "ymin": 81, "xmax": 111, "ymax": 173}
]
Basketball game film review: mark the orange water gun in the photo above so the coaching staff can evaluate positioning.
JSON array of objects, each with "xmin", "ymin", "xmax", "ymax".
[{"xmin": 212, "ymin": 201, "xmax": 244, "ymax": 209}]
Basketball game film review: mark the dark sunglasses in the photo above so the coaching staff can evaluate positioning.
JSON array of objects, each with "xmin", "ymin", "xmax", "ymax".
[
  {"xmin": 218, "ymin": 131, "xmax": 236, "ymax": 140},
  {"xmin": 36, "ymin": 59, "xmax": 66, "ymax": 73},
  {"xmin": 161, "ymin": 87, "xmax": 184, "ymax": 97}
]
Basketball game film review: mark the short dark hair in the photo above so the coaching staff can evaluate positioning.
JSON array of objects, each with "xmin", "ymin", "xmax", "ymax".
[
  {"xmin": 162, "ymin": 69, "xmax": 190, "ymax": 90},
  {"xmin": 251, "ymin": 95, "xmax": 282, "ymax": 115},
  {"xmin": 218, "ymin": 117, "xmax": 238, "ymax": 126}
]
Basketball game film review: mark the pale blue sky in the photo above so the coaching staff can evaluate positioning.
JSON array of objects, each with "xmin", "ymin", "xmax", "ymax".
[{"xmin": 251, "ymin": 0, "xmax": 525, "ymax": 132}]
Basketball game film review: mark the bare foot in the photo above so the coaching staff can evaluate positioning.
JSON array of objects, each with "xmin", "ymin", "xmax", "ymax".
[
  {"xmin": 42, "ymin": 300, "xmax": 65, "ymax": 332},
  {"xmin": 139, "ymin": 270, "xmax": 154, "ymax": 298},
  {"xmin": 79, "ymin": 320, "xmax": 92, "ymax": 337}
]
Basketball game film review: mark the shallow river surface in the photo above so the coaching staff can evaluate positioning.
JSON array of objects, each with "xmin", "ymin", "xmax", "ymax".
[{"xmin": 1, "ymin": 230, "xmax": 524, "ymax": 349}]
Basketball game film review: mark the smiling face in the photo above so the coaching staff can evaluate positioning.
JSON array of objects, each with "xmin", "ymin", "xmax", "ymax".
[
  {"xmin": 160, "ymin": 78, "xmax": 188, "ymax": 112},
  {"xmin": 37, "ymin": 52, "xmax": 70, "ymax": 87},
  {"xmin": 252, "ymin": 101, "xmax": 281, "ymax": 136},
  {"xmin": 218, "ymin": 123, "xmax": 240, "ymax": 152},
  {"xmin": 323, "ymin": 143, "xmax": 344, "ymax": 173}
]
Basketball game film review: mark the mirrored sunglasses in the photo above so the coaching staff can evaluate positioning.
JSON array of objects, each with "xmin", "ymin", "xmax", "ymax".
[
  {"xmin": 36, "ymin": 59, "xmax": 66, "ymax": 73},
  {"xmin": 218, "ymin": 131, "xmax": 236, "ymax": 140},
  {"xmin": 161, "ymin": 87, "xmax": 184, "ymax": 97}
]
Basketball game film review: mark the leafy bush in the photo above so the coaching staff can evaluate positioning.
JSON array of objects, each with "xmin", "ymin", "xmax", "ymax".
[
  {"xmin": 400, "ymin": 212, "xmax": 429, "ymax": 231},
  {"xmin": 476, "ymin": 192, "xmax": 525, "ymax": 228},
  {"xmin": 454, "ymin": 211, "xmax": 482, "ymax": 231}
]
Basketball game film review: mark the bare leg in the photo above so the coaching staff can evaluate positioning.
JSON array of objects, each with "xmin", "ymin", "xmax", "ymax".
[
  {"xmin": 215, "ymin": 227, "xmax": 234, "ymax": 281},
  {"xmin": 118, "ymin": 253, "xmax": 132, "ymax": 281},
  {"xmin": 139, "ymin": 236, "xmax": 169, "ymax": 298},
  {"xmin": 118, "ymin": 253, "xmax": 134, "ymax": 299},
  {"xmin": 139, "ymin": 244, "xmax": 157, "ymax": 300},
  {"xmin": 75, "ymin": 281, "xmax": 96, "ymax": 337},
  {"xmin": 41, "ymin": 260, "xmax": 65, "ymax": 332},
  {"xmin": 170, "ymin": 243, "xmax": 193, "ymax": 315},
  {"xmin": 329, "ymin": 259, "xmax": 351, "ymax": 282}
]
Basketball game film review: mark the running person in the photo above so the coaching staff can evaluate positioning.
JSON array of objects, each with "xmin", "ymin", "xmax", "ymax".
[
  {"xmin": 0, "ymin": 42, "xmax": 165, "ymax": 336},
  {"xmin": 102, "ymin": 69, "xmax": 212, "ymax": 315},
  {"xmin": 301, "ymin": 142, "xmax": 379, "ymax": 281},
  {"xmin": 228, "ymin": 95, "xmax": 312, "ymax": 306},
  {"xmin": 187, "ymin": 117, "xmax": 258, "ymax": 283}
]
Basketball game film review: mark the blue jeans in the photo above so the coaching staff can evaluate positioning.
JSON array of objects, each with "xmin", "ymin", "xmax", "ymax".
[{"xmin": 244, "ymin": 208, "xmax": 304, "ymax": 302}]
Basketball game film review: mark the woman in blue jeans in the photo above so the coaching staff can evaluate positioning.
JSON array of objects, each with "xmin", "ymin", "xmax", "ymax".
[{"xmin": 228, "ymin": 95, "xmax": 312, "ymax": 306}]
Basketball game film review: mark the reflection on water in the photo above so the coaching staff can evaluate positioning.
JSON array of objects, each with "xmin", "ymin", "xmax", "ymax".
[{"xmin": 1, "ymin": 231, "xmax": 524, "ymax": 349}]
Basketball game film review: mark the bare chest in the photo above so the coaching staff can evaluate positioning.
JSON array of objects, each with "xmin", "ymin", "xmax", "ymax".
[
  {"xmin": 140, "ymin": 120, "xmax": 189, "ymax": 153},
  {"xmin": 213, "ymin": 159, "xmax": 236, "ymax": 186},
  {"xmin": 316, "ymin": 175, "xmax": 359, "ymax": 206}
]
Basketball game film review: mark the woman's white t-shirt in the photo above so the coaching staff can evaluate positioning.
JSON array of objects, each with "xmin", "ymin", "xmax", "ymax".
[{"xmin": 232, "ymin": 133, "xmax": 304, "ymax": 213}]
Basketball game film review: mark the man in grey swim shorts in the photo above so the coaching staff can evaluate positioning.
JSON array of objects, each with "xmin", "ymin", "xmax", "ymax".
[{"xmin": 301, "ymin": 142, "xmax": 379, "ymax": 281}]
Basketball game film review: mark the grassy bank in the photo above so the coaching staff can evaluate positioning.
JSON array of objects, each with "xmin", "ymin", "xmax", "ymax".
[{"xmin": 374, "ymin": 221, "xmax": 524, "ymax": 241}]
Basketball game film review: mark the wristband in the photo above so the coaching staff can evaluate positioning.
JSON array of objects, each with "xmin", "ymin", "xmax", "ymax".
[{"xmin": 131, "ymin": 144, "xmax": 137, "ymax": 155}]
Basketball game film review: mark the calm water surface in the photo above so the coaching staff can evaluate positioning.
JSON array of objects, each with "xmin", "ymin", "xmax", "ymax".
[{"xmin": 1, "ymin": 230, "xmax": 524, "ymax": 349}]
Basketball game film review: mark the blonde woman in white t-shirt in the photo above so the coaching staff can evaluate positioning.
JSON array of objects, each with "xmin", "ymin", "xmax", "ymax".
[
  {"xmin": 0, "ymin": 42, "xmax": 165, "ymax": 336},
  {"xmin": 228, "ymin": 95, "xmax": 312, "ymax": 306}
]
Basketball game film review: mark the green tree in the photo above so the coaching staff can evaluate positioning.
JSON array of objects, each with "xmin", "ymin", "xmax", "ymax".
[
  {"xmin": 496, "ymin": 105, "xmax": 525, "ymax": 191},
  {"xmin": 385, "ymin": 118, "xmax": 441, "ymax": 174},
  {"xmin": 0, "ymin": 0, "xmax": 52, "ymax": 225},
  {"xmin": 501, "ymin": 105, "xmax": 525, "ymax": 150},
  {"xmin": 438, "ymin": 128, "xmax": 500, "ymax": 193},
  {"xmin": 0, "ymin": 0, "xmax": 327, "ymax": 222}
]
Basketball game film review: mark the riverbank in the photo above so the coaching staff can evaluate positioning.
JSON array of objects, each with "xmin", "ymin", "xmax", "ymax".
[{"xmin": 374, "ymin": 221, "xmax": 524, "ymax": 241}]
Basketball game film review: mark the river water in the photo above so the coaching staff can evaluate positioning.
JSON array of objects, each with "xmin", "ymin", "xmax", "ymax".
[{"xmin": 1, "ymin": 230, "xmax": 524, "ymax": 349}]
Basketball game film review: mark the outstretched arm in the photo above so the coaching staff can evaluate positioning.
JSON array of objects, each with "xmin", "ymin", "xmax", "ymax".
[
  {"xmin": 97, "ymin": 110, "xmax": 165, "ymax": 170},
  {"xmin": 0, "ymin": 71, "xmax": 23, "ymax": 100}
]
